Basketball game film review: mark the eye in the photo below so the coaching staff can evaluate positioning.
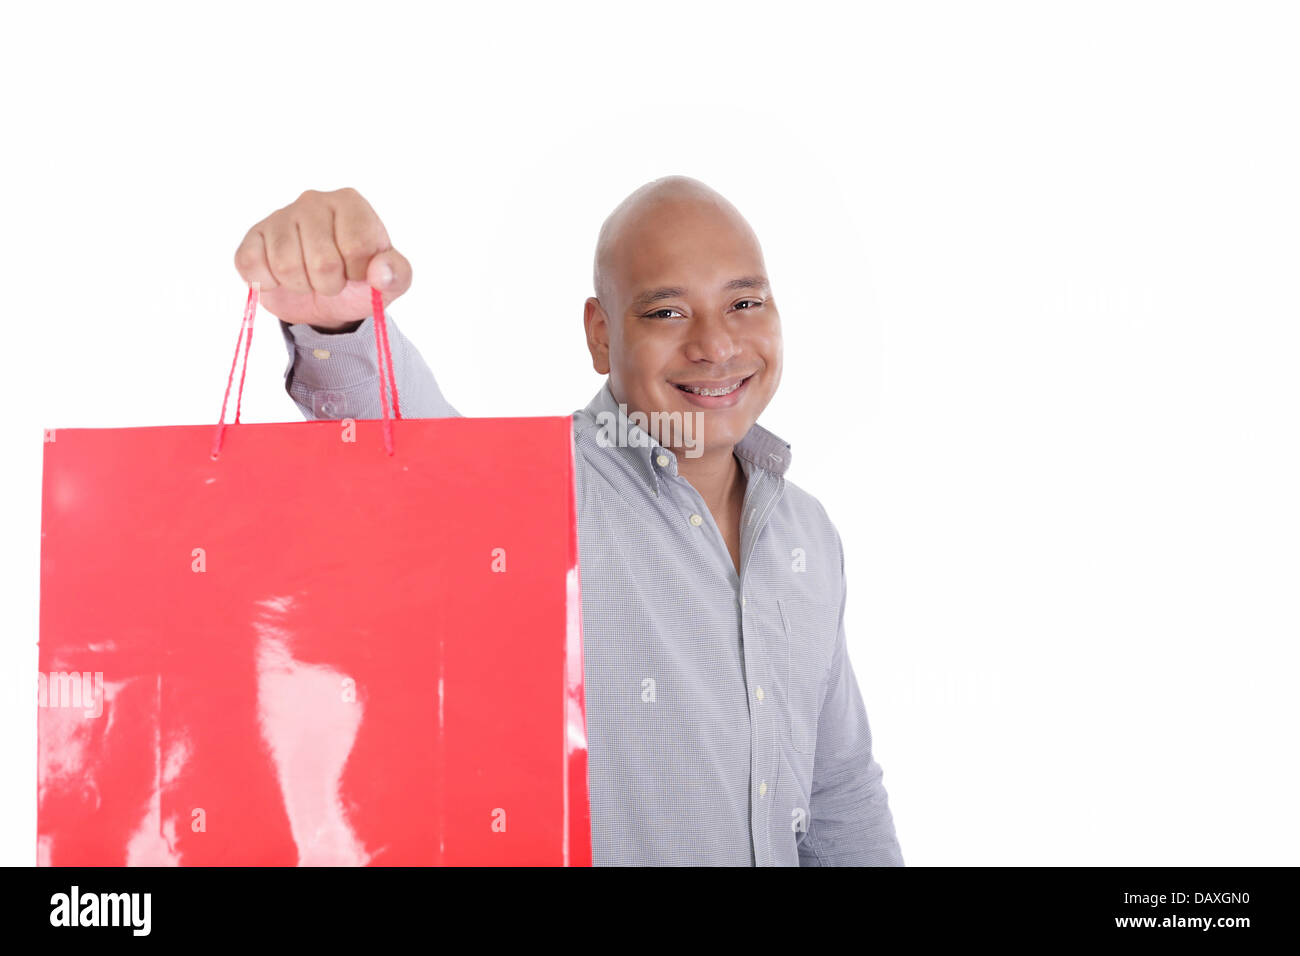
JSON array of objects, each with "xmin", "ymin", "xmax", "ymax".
[
  {"xmin": 733, "ymin": 299, "xmax": 764, "ymax": 310},
  {"xmin": 644, "ymin": 307, "xmax": 684, "ymax": 319}
]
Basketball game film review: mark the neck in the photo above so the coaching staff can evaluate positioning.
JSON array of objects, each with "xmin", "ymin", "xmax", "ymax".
[{"xmin": 675, "ymin": 444, "xmax": 745, "ymax": 513}]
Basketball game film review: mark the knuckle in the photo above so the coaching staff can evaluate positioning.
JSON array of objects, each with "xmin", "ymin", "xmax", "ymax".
[
  {"xmin": 265, "ymin": 246, "xmax": 301, "ymax": 279},
  {"xmin": 335, "ymin": 237, "xmax": 373, "ymax": 261},
  {"xmin": 265, "ymin": 233, "xmax": 295, "ymax": 260},
  {"xmin": 306, "ymin": 254, "xmax": 342, "ymax": 275},
  {"xmin": 338, "ymin": 226, "xmax": 384, "ymax": 258}
]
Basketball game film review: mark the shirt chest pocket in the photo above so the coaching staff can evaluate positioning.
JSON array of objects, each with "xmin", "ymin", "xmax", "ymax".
[{"xmin": 777, "ymin": 597, "xmax": 840, "ymax": 754}]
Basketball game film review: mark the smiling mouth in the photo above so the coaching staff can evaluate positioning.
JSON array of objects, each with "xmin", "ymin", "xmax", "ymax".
[{"xmin": 672, "ymin": 374, "xmax": 753, "ymax": 397}]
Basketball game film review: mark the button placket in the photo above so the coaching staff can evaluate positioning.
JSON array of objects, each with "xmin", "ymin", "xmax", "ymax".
[
  {"xmin": 743, "ymin": 594, "xmax": 783, "ymax": 866},
  {"xmin": 665, "ymin": 478, "xmax": 736, "ymax": 586}
]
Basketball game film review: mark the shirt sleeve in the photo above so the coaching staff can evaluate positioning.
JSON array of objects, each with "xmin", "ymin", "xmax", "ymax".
[
  {"xmin": 799, "ymin": 526, "xmax": 905, "ymax": 867},
  {"xmin": 279, "ymin": 312, "xmax": 462, "ymax": 420}
]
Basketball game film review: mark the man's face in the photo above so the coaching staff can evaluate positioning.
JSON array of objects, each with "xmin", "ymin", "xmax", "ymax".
[{"xmin": 585, "ymin": 199, "xmax": 783, "ymax": 457}]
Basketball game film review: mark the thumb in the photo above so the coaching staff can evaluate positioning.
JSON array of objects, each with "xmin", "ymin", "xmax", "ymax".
[{"xmin": 366, "ymin": 248, "xmax": 413, "ymax": 302}]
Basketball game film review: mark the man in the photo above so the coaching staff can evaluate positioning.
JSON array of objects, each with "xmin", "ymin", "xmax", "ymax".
[{"xmin": 233, "ymin": 176, "xmax": 904, "ymax": 866}]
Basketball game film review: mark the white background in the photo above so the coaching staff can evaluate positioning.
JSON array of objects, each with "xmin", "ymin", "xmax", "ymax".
[{"xmin": 1, "ymin": 0, "xmax": 1296, "ymax": 866}]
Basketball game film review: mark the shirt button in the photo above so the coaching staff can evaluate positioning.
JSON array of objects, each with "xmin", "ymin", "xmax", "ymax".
[
  {"xmin": 755, "ymin": 686, "xmax": 764, "ymax": 702},
  {"xmin": 688, "ymin": 513, "xmax": 703, "ymax": 527},
  {"xmin": 741, "ymin": 596, "xmax": 747, "ymax": 607},
  {"xmin": 312, "ymin": 348, "xmax": 331, "ymax": 360},
  {"xmin": 656, "ymin": 454, "xmax": 669, "ymax": 467},
  {"xmin": 759, "ymin": 781, "xmax": 768, "ymax": 797}
]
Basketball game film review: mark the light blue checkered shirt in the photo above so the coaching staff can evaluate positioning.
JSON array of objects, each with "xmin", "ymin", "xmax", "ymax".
[{"xmin": 279, "ymin": 314, "xmax": 904, "ymax": 866}]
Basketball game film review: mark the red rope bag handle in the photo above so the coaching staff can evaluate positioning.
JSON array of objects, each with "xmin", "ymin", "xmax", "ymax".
[{"xmin": 211, "ymin": 282, "xmax": 401, "ymax": 458}]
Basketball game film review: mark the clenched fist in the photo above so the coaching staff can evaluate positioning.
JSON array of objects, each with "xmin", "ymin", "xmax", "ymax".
[{"xmin": 233, "ymin": 187, "xmax": 412, "ymax": 329}]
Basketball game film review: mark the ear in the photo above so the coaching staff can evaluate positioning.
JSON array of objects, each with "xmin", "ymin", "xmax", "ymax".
[{"xmin": 583, "ymin": 296, "xmax": 611, "ymax": 375}]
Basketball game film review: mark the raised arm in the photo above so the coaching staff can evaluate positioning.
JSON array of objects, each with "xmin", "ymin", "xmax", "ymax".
[{"xmin": 233, "ymin": 186, "xmax": 462, "ymax": 420}]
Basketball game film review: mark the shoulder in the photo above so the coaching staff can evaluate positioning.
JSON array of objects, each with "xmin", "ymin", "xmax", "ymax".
[{"xmin": 570, "ymin": 405, "xmax": 612, "ymax": 455}]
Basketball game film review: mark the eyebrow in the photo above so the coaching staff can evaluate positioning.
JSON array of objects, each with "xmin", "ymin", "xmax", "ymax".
[{"xmin": 630, "ymin": 276, "xmax": 770, "ymax": 310}]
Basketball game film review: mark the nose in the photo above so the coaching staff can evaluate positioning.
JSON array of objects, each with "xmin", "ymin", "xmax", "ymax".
[{"xmin": 684, "ymin": 312, "xmax": 742, "ymax": 365}]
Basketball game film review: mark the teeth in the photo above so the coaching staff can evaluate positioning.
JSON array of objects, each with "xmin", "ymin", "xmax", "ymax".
[{"xmin": 678, "ymin": 379, "xmax": 743, "ymax": 397}]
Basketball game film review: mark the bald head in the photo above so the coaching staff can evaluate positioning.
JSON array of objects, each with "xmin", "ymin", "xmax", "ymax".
[
  {"xmin": 581, "ymin": 174, "xmax": 782, "ymax": 460},
  {"xmin": 592, "ymin": 175, "xmax": 761, "ymax": 307}
]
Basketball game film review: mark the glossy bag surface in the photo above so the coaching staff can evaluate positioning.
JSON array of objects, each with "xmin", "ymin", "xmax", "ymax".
[{"xmin": 37, "ymin": 415, "xmax": 590, "ymax": 866}]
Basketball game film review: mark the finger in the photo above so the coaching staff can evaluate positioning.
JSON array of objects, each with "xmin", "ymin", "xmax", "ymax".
[
  {"xmin": 232, "ymin": 225, "xmax": 278, "ymax": 289},
  {"xmin": 367, "ymin": 247, "xmax": 412, "ymax": 300},
  {"xmin": 296, "ymin": 202, "xmax": 347, "ymax": 296},
  {"xmin": 333, "ymin": 190, "xmax": 389, "ymax": 282},
  {"xmin": 262, "ymin": 218, "xmax": 311, "ymax": 295}
]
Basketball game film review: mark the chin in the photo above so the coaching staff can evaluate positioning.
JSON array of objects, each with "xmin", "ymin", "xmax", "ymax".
[{"xmin": 697, "ymin": 417, "xmax": 752, "ymax": 450}]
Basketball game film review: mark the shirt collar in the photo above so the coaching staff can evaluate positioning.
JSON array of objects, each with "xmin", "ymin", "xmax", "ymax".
[{"xmin": 580, "ymin": 380, "xmax": 792, "ymax": 493}]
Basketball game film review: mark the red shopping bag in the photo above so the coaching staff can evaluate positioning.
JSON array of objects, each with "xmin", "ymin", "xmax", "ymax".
[{"xmin": 37, "ymin": 286, "xmax": 590, "ymax": 866}]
